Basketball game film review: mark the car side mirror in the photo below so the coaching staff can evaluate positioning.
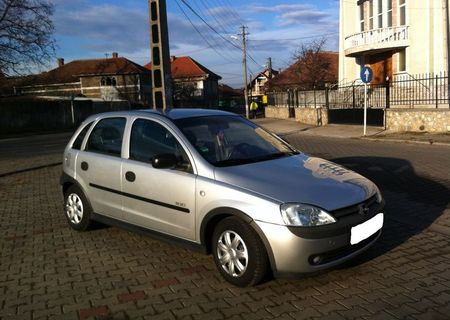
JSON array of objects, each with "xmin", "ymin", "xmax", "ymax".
[{"xmin": 152, "ymin": 153, "xmax": 178, "ymax": 169}]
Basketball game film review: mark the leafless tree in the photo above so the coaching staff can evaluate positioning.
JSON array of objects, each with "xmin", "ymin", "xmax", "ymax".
[
  {"xmin": 292, "ymin": 38, "xmax": 336, "ymax": 90},
  {"xmin": 0, "ymin": 0, "xmax": 56, "ymax": 76}
]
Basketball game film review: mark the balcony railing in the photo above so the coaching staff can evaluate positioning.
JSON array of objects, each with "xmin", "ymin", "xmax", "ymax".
[{"xmin": 344, "ymin": 26, "xmax": 409, "ymax": 56}]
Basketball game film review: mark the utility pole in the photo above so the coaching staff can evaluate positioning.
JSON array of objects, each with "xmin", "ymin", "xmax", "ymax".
[
  {"xmin": 148, "ymin": 0, "xmax": 173, "ymax": 110},
  {"xmin": 267, "ymin": 57, "xmax": 272, "ymax": 78},
  {"xmin": 239, "ymin": 25, "xmax": 250, "ymax": 119}
]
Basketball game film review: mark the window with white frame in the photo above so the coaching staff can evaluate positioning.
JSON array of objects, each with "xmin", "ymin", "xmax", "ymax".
[
  {"xmin": 399, "ymin": 0, "xmax": 406, "ymax": 26},
  {"xmin": 387, "ymin": 0, "xmax": 393, "ymax": 27},
  {"xmin": 377, "ymin": 0, "xmax": 383, "ymax": 28},
  {"xmin": 359, "ymin": 2, "xmax": 365, "ymax": 31}
]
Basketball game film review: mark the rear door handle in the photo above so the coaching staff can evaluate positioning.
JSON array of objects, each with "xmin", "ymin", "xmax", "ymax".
[{"xmin": 125, "ymin": 171, "xmax": 136, "ymax": 182}]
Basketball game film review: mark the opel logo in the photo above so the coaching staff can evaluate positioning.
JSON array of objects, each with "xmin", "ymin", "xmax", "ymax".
[{"xmin": 358, "ymin": 204, "xmax": 370, "ymax": 215}]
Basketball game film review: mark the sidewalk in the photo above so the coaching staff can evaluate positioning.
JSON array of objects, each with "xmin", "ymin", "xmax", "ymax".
[{"xmin": 254, "ymin": 118, "xmax": 450, "ymax": 146}]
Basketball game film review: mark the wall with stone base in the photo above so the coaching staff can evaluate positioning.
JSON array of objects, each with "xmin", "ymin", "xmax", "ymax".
[
  {"xmin": 265, "ymin": 106, "xmax": 290, "ymax": 119},
  {"xmin": 386, "ymin": 109, "xmax": 450, "ymax": 132},
  {"xmin": 295, "ymin": 108, "xmax": 329, "ymax": 126}
]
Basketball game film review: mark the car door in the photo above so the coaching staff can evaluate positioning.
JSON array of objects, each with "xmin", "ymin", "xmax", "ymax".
[
  {"xmin": 75, "ymin": 117, "xmax": 126, "ymax": 220},
  {"xmin": 121, "ymin": 118, "xmax": 196, "ymax": 240}
]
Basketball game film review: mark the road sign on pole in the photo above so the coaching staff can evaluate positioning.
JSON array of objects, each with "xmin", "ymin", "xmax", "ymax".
[
  {"xmin": 360, "ymin": 66, "xmax": 373, "ymax": 136},
  {"xmin": 360, "ymin": 66, "xmax": 373, "ymax": 84}
]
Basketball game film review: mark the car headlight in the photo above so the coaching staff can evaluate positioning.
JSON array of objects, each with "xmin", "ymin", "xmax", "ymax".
[{"xmin": 280, "ymin": 203, "xmax": 336, "ymax": 227}]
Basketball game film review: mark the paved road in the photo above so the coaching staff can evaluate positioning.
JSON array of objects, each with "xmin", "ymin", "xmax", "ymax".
[
  {"xmin": 0, "ymin": 133, "xmax": 449, "ymax": 319},
  {"xmin": 0, "ymin": 132, "xmax": 72, "ymax": 176}
]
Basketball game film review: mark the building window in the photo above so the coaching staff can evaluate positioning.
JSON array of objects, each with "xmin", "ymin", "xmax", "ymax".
[
  {"xmin": 387, "ymin": 0, "xmax": 393, "ymax": 27},
  {"xmin": 100, "ymin": 76, "xmax": 117, "ymax": 87},
  {"xmin": 399, "ymin": 0, "xmax": 406, "ymax": 26},
  {"xmin": 369, "ymin": 0, "xmax": 374, "ymax": 30},
  {"xmin": 377, "ymin": 0, "xmax": 383, "ymax": 28},
  {"xmin": 359, "ymin": 3, "xmax": 365, "ymax": 31},
  {"xmin": 398, "ymin": 49, "xmax": 406, "ymax": 72}
]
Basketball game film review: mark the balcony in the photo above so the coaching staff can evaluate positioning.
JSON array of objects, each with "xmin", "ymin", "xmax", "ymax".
[{"xmin": 344, "ymin": 26, "xmax": 409, "ymax": 57}]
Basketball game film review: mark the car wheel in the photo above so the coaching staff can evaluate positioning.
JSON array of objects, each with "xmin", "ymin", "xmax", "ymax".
[
  {"xmin": 212, "ymin": 217, "xmax": 269, "ymax": 287},
  {"xmin": 64, "ymin": 185, "xmax": 93, "ymax": 231}
]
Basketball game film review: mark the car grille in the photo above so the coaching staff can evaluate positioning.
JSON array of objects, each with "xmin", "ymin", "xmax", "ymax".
[
  {"xmin": 309, "ymin": 230, "xmax": 381, "ymax": 266},
  {"xmin": 331, "ymin": 194, "xmax": 379, "ymax": 219}
]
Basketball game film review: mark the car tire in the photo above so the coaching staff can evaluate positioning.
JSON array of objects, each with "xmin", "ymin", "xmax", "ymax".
[
  {"xmin": 64, "ymin": 185, "xmax": 93, "ymax": 231},
  {"xmin": 212, "ymin": 216, "xmax": 269, "ymax": 287}
]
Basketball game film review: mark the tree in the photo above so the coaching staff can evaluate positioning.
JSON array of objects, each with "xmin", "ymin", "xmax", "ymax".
[
  {"xmin": 292, "ymin": 38, "xmax": 337, "ymax": 90},
  {"xmin": 173, "ymin": 81, "xmax": 198, "ymax": 107},
  {"xmin": 0, "ymin": 0, "xmax": 56, "ymax": 76}
]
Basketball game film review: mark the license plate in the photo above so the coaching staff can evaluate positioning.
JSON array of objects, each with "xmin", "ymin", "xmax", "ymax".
[{"xmin": 351, "ymin": 213, "xmax": 384, "ymax": 245}]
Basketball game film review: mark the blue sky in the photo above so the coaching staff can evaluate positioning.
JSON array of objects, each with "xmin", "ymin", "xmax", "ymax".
[{"xmin": 50, "ymin": 0, "xmax": 340, "ymax": 87}]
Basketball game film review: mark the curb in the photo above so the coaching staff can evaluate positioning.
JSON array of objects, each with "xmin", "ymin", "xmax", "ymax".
[
  {"xmin": 0, "ymin": 162, "xmax": 62, "ymax": 178},
  {"xmin": 360, "ymin": 137, "xmax": 450, "ymax": 147}
]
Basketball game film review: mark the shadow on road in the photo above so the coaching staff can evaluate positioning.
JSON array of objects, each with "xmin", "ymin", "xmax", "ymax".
[{"xmin": 330, "ymin": 156, "xmax": 450, "ymax": 265}]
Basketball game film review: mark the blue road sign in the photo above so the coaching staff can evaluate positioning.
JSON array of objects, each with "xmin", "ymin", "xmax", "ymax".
[{"xmin": 360, "ymin": 66, "xmax": 373, "ymax": 83}]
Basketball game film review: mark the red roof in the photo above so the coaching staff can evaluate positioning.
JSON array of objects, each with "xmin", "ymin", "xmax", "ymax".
[
  {"xmin": 16, "ymin": 57, "xmax": 150, "ymax": 86},
  {"xmin": 145, "ymin": 56, "xmax": 221, "ymax": 80},
  {"xmin": 268, "ymin": 52, "xmax": 338, "ymax": 90}
]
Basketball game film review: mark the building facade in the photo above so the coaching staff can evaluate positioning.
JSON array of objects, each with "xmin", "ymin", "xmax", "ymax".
[
  {"xmin": 339, "ymin": 0, "xmax": 450, "ymax": 84},
  {"xmin": 3, "ymin": 54, "xmax": 152, "ymax": 103},
  {"xmin": 145, "ymin": 56, "xmax": 221, "ymax": 108}
]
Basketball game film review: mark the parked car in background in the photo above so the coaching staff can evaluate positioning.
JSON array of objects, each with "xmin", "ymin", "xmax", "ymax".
[{"xmin": 61, "ymin": 109, "xmax": 384, "ymax": 286}]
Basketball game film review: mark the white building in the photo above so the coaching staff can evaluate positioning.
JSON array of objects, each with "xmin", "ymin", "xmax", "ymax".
[{"xmin": 339, "ymin": 0, "xmax": 450, "ymax": 84}]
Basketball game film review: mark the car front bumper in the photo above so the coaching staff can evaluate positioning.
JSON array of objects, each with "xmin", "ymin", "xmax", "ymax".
[{"xmin": 254, "ymin": 214, "xmax": 382, "ymax": 275}]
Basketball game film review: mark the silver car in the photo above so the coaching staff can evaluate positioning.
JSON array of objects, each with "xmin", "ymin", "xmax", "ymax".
[{"xmin": 61, "ymin": 109, "xmax": 384, "ymax": 286}]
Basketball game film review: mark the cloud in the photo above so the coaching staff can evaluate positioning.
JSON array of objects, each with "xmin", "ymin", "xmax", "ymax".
[
  {"xmin": 247, "ymin": 3, "xmax": 334, "ymax": 27},
  {"xmin": 53, "ymin": 4, "xmax": 148, "ymax": 53}
]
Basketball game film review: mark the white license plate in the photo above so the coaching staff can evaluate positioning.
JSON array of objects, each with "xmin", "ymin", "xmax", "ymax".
[{"xmin": 351, "ymin": 213, "xmax": 384, "ymax": 245}]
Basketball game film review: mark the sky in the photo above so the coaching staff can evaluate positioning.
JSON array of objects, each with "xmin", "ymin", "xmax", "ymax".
[{"xmin": 50, "ymin": 0, "xmax": 340, "ymax": 88}]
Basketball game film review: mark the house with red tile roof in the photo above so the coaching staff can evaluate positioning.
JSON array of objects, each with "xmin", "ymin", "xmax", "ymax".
[
  {"xmin": 267, "ymin": 52, "xmax": 338, "ymax": 91},
  {"xmin": 145, "ymin": 56, "xmax": 222, "ymax": 108},
  {"xmin": 4, "ymin": 53, "xmax": 151, "ymax": 103}
]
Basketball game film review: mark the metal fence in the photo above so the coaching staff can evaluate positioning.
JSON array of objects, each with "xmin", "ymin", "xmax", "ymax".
[{"xmin": 267, "ymin": 72, "xmax": 449, "ymax": 109}]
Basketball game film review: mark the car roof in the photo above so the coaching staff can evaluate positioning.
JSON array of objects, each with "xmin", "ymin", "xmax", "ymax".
[{"xmin": 86, "ymin": 108, "xmax": 236, "ymax": 122}]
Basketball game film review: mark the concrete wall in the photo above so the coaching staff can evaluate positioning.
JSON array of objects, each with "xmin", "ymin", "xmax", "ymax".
[
  {"xmin": 295, "ymin": 108, "xmax": 329, "ymax": 126},
  {"xmin": 386, "ymin": 109, "xmax": 450, "ymax": 132},
  {"xmin": 265, "ymin": 106, "xmax": 291, "ymax": 119}
]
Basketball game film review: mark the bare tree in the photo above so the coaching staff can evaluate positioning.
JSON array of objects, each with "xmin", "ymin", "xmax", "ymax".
[
  {"xmin": 0, "ymin": 0, "xmax": 56, "ymax": 76},
  {"xmin": 292, "ymin": 38, "xmax": 337, "ymax": 90}
]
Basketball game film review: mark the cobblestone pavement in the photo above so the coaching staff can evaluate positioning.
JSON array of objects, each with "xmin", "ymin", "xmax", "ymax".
[{"xmin": 1, "ymin": 134, "xmax": 450, "ymax": 320}]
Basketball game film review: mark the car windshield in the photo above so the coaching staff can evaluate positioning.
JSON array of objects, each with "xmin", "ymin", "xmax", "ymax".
[{"xmin": 175, "ymin": 115, "xmax": 299, "ymax": 167}]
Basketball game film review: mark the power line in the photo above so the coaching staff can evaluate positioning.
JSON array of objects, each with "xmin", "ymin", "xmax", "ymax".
[{"xmin": 174, "ymin": 0, "xmax": 236, "ymax": 63}]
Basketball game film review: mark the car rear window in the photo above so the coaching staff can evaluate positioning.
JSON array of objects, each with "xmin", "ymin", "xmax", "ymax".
[
  {"xmin": 72, "ymin": 122, "xmax": 93, "ymax": 150},
  {"xmin": 86, "ymin": 118, "xmax": 126, "ymax": 157}
]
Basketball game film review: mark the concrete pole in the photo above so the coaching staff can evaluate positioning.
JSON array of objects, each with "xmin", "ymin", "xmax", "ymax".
[
  {"xmin": 240, "ymin": 26, "xmax": 250, "ymax": 119},
  {"xmin": 149, "ymin": 0, "xmax": 173, "ymax": 110}
]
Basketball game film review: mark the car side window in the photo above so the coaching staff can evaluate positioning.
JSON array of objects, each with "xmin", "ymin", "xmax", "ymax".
[
  {"xmin": 130, "ymin": 119, "xmax": 192, "ymax": 173},
  {"xmin": 86, "ymin": 118, "xmax": 126, "ymax": 157},
  {"xmin": 72, "ymin": 121, "xmax": 93, "ymax": 150}
]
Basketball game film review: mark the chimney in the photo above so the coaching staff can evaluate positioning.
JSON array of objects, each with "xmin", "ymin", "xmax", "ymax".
[
  {"xmin": 57, "ymin": 58, "xmax": 64, "ymax": 67},
  {"xmin": 112, "ymin": 52, "xmax": 118, "ymax": 58},
  {"xmin": 170, "ymin": 56, "xmax": 176, "ymax": 62}
]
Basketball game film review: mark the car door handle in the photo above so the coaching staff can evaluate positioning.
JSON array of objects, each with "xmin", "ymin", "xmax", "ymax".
[
  {"xmin": 125, "ymin": 171, "xmax": 136, "ymax": 182},
  {"xmin": 81, "ymin": 161, "xmax": 89, "ymax": 171}
]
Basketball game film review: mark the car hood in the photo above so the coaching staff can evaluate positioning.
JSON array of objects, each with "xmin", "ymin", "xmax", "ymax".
[{"xmin": 214, "ymin": 154, "xmax": 378, "ymax": 211}]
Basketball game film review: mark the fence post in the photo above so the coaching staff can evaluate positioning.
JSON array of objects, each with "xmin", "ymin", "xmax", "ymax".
[
  {"xmin": 436, "ymin": 74, "xmax": 439, "ymax": 109},
  {"xmin": 385, "ymin": 77, "xmax": 390, "ymax": 109},
  {"xmin": 352, "ymin": 85, "xmax": 356, "ymax": 109},
  {"xmin": 325, "ymin": 83, "xmax": 329, "ymax": 109}
]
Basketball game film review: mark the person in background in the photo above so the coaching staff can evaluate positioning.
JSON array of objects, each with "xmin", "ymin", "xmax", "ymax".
[{"xmin": 250, "ymin": 100, "xmax": 259, "ymax": 119}]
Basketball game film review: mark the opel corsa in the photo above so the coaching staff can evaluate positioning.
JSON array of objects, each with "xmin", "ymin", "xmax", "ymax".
[{"xmin": 60, "ymin": 109, "xmax": 385, "ymax": 286}]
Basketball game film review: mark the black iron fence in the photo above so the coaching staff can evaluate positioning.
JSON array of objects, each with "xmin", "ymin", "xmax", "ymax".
[{"xmin": 267, "ymin": 72, "xmax": 449, "ymax": 110}]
